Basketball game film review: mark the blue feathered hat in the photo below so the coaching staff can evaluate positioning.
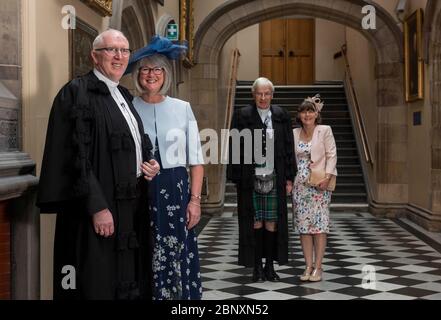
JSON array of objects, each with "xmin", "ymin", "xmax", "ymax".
[{"xmin": 125, "ymin": 35, "xmax": 187, "ymax": 75}]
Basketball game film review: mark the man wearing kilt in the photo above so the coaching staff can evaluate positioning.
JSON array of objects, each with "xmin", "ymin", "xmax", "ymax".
[{"xmin": 228, "ymin": 77, "xmax": 296, "ymax": 282}]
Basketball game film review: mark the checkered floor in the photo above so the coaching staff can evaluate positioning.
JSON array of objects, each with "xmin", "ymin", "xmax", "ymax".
[{"xmin": 198, "ymin": 212, "xmax": 441, "ymax": 300}]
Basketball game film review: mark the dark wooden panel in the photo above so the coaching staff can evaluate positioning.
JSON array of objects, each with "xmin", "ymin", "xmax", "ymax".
[
  {"xmin": 0, "ymin": 263, "xmax": 10, "ymax": 275},
  {"xmin": 0, "ymin": 293, "xmax": 10, "ymax": 300},
  {"xmin": 0, "ymin": 273, "xmax": 9, "ymax": 283},
  {"xmin": 0, "ymin": 201, "xmax": 11, "ymax": 300}
]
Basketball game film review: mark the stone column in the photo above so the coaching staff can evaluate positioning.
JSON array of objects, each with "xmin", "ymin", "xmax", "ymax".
[
  {"xmin": 190, "ymin": 63, "xmax": 226, "ymax": 213},
  {"xmin": 0, "ymin": 0, "xmax": 39, "ymax": 299},
  {"xmin": 431, "ymin": 23, "xmax": 441, "ymax": 217},
  {"xmin": 374, "ymin": 33, "xmax": 409, "ymax": 206},
  {"xmin": 0, "ymin": 0, "xmax": 20, "ymax": 151},
  {"xmin": 376, "ymin": 64, "xmax": 409, "ymax": 203},
  {"xmin": 109, "ymin": 0, "xmax": 124, "ymax": 30},
  {"xmin": 0, "ymin": 153, "xmax": 39, "ymax": 300}
]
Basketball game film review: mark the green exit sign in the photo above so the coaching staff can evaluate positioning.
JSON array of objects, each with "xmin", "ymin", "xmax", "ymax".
[{"xmin": 167, "ymin": 24, "xmax": 178, "ymax": 40}]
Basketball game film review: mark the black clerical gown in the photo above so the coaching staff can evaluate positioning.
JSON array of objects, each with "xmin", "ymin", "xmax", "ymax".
[{"xmin": 37, "ymin": 71, "xmax": 153, "ymax": 300}]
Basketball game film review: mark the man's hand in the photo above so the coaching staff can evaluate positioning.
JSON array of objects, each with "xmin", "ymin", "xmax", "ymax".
[
  {"xmin": 141, "ymin": 159, "xmax": 160, "ymax": 181},
  {"xmin": 93, "ymin": 209, "xmax": 114, "ymax": 237},
  {"xmin": 286, "ymin": 180, "xmax": 293, "ymax": 195}
]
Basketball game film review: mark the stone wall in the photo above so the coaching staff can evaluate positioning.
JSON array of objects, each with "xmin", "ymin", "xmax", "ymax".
[
  {"xmin": 430, "ymin": 1, "xmax": 441, "ymax": 221},
  {"xmin": 193, "ymin": 0, "xmax": 405, "ymax": 212}
]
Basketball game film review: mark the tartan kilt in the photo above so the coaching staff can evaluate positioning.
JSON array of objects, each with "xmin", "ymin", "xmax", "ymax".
[{"xmin": 252, "ymin": 186, "xmax": 278, "ymax": 222}]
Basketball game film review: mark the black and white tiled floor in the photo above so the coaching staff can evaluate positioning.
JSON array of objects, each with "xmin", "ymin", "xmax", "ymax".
[{"xmin": 198, "ymin": 212, "xmax": 441, "ymax": 300}]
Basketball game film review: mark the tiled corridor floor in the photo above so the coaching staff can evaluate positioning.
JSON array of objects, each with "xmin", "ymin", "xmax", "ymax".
[{"xmin": 198, "ymin": 212, "xmax": 441, "ymax": 300}]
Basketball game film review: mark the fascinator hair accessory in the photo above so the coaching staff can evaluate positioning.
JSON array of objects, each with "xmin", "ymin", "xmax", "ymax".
[
  {"xmin": 125, "ymin": 35, "xmax": 188, "ymax": 74},
  {"xmin": 305, "ymin": 94, "xmax": 324, "ymax": 113}
]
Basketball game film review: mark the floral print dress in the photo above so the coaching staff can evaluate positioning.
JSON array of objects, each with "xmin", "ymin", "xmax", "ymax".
[
  {"xmin": 292, "ymin": 141, "xmax": 331, "ymax": 234},
  {"xmin": 149, "ymin": 149, "xmax": 202, "ymax": 300}
]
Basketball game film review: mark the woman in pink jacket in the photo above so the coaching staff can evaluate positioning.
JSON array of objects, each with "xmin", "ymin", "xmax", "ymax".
[{"xmin": 292, "ymin": 95, "xmax": 337, "ymax": 282}]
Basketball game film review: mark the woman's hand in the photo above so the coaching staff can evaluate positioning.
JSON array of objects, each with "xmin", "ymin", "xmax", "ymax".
[
  {"xmin": 187, "ymin": 165, "xmax": 204, "ymax": 230},
  {"xmin": 186, "ymin": 200, "xmax": 201, "ymax": 230},
  {"xmin": 141, "ymin": 159, "xmax": 160, "ymax": 181},
  {"xmin": 317, "ymin": 177, "xmax": 330, "ymax": 191}
]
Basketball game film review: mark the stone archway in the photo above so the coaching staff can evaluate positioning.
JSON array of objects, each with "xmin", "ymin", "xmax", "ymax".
[
  {"xmin": 191, "ymin": 0, "xmax": 406, "ymax": 212},
  {"xmin": 121, "ymin": 6, "xmax": 143, "ymax": 50},
  {"xmin": 112, "ymin": 0, "xmax": 155, "ymax": 91},
  {"xmin": 430, "ymin": 1, "xmax": 441, "ymax": 220},
  {"xmin": 110, "ymin": 0, "xmax": 155, "ymax": 49}
]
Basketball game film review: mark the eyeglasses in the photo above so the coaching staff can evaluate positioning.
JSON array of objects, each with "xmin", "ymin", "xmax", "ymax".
[
  {"xmin": 94, "ymin": 47, "xmax": 132, "ymax": 57},
  {"xmin": 300, "ymin": 110, "xmax": 317, "ymax": 115},
  {"xmin": 254, "ymin": 92, "xmax": 272, "ymax": 98},
  {"xmin": 139, "ymin": 67, "xmax": 164, "ymax": 75}
]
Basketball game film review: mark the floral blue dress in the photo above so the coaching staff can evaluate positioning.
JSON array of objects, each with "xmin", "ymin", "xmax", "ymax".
[
  {"xmin": 149, "ymin": 149, "xmax": 202, "ymax": 300},
  {"xmin": 292, "ymin": 141, "xmax": 331, "ymax": 234}
]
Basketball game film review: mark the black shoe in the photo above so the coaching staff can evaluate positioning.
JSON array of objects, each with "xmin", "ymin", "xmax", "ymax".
[
  {"xmin": 264, "ymin": 262, "xmax": 280, "ymax": 282},
  {"xmin": 252, "ymin": 263, "xmax": 266, "ymax": 282}
]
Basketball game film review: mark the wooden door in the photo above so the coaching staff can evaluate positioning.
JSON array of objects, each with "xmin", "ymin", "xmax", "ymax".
[
  {"xmin": 259, "ymin": 19, "xmax": 286, "ymax": 85},
  {"xmin": 286, "ymin": 19, "xmax": 314, "ymax": 84},
  {"xmin": 260, "ymin": 19, "xmax": 314, "ymax": 85}
]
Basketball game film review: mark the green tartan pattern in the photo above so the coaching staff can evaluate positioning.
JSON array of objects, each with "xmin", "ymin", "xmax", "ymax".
[{"xmin": 253, "ymin": 186, "xmax": 278, "ymax": 222}]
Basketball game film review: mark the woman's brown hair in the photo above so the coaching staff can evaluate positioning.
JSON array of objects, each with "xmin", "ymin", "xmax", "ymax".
[{"xmin": 295, "ymin": 101, "xmax": 322, "ymax": 127}]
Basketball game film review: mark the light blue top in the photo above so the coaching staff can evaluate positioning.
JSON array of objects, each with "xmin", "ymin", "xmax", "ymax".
[{"xmin": 133, "ymin": 96, "xmax": 204, "ymax": 169}]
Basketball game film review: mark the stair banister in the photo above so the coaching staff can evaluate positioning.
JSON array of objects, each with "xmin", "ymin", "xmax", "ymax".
[
  {"xmin": 222, "ymin": 48, "xmax": 241, "ymax": 164},
  {"xmin": 341, "ymin": 44, "xmax": 374, "ymax": 165},
  {"xmin": 226, "ymin": 48, "xmax": 241, "ymax": 130}
]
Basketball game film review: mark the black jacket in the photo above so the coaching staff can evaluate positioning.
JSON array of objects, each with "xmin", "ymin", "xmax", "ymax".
[
  {"xmin": 227, "ymin": 104, "xmax": 296, "ymax": 267},
  {"xmin": 37, "ymin": 71, "xmax": 153, "ymax": 299}
]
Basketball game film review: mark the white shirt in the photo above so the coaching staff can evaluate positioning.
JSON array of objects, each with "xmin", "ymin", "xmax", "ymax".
[
  {"xmin": 257, "ymin": 108, "xmax": 270, "ymax": 123},
  {"xmin": 93, "ymin": 69, "xmax": 142, "ymax": 177},
  {"xmin": 256, "ymin": 107, "xmax": 274, "ymax": 175}
]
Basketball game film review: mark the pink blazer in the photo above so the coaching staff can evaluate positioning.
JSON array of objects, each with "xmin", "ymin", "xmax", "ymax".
[{"xmin": 293, "ymin": 125, "xmax": 338, "ymax": 176}]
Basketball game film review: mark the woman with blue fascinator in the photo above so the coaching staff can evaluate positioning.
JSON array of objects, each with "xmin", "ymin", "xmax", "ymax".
[{"xmin": 127, "ymin": 36, "xmax": 204, "ymax": 300}]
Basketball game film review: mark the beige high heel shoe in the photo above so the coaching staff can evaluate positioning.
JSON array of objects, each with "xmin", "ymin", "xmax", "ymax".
[
  {"xmin": 300, "ymin": 266, "xmax": 314, "ymax": 281},
  {"xmin": 309, "ymin": 268, "xmax": 323, "ymax": 282}
]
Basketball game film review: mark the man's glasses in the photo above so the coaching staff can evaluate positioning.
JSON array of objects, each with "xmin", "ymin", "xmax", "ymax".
[
  {"xmin": 139, "ymin": 67, "xmax": 164, "ymax": 75},
  {"xmin": 95, "ymin": 47, "xmax": 132, "ymax": 57},
  {"xmin": 254, "ymin": 92, "xmax": 272, "ymax": 98}
]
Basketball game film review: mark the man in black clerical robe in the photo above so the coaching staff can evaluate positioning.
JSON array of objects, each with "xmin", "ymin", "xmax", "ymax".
[{"xmin": 37, "ymin": 29, "xmax": 159, "ymax": 300}]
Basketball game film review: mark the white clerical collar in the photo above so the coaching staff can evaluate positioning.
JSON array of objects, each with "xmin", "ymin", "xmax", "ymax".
[
  {"xmin": 257, "ymin": 107, "xmax": 271, "ymax": 118},
  {"xmin": 93, "ymin": 68, "xmax": 119, "ymax": 88}
]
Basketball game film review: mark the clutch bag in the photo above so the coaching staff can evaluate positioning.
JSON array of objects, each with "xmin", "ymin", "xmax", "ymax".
[{"xmin": 308, "ymin": 168, "xmax": 336, "ymax": 191}]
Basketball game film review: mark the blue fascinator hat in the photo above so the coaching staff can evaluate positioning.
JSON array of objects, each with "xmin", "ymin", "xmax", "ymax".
[{"xmin": 125, "ymin": 35, "xmax": 188, "ymax": 75}]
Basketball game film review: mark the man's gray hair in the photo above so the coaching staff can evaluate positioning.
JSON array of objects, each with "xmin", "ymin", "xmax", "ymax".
[
  {"xmin": 132, "ymin": 54, "xmax": 173, "ymax": 96},
  {"xmin": 93, "ymin": 29, "xmax": 128, "ymax": 49},
  {"xmin": 252, "ymin": 77, "xmax": 275, "ymax": 93}
]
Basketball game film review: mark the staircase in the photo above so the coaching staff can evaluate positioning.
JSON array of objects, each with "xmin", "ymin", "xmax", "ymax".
[{"xmin": 225, "ymin": 81, "xmax": 368, "ymax": 207}]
